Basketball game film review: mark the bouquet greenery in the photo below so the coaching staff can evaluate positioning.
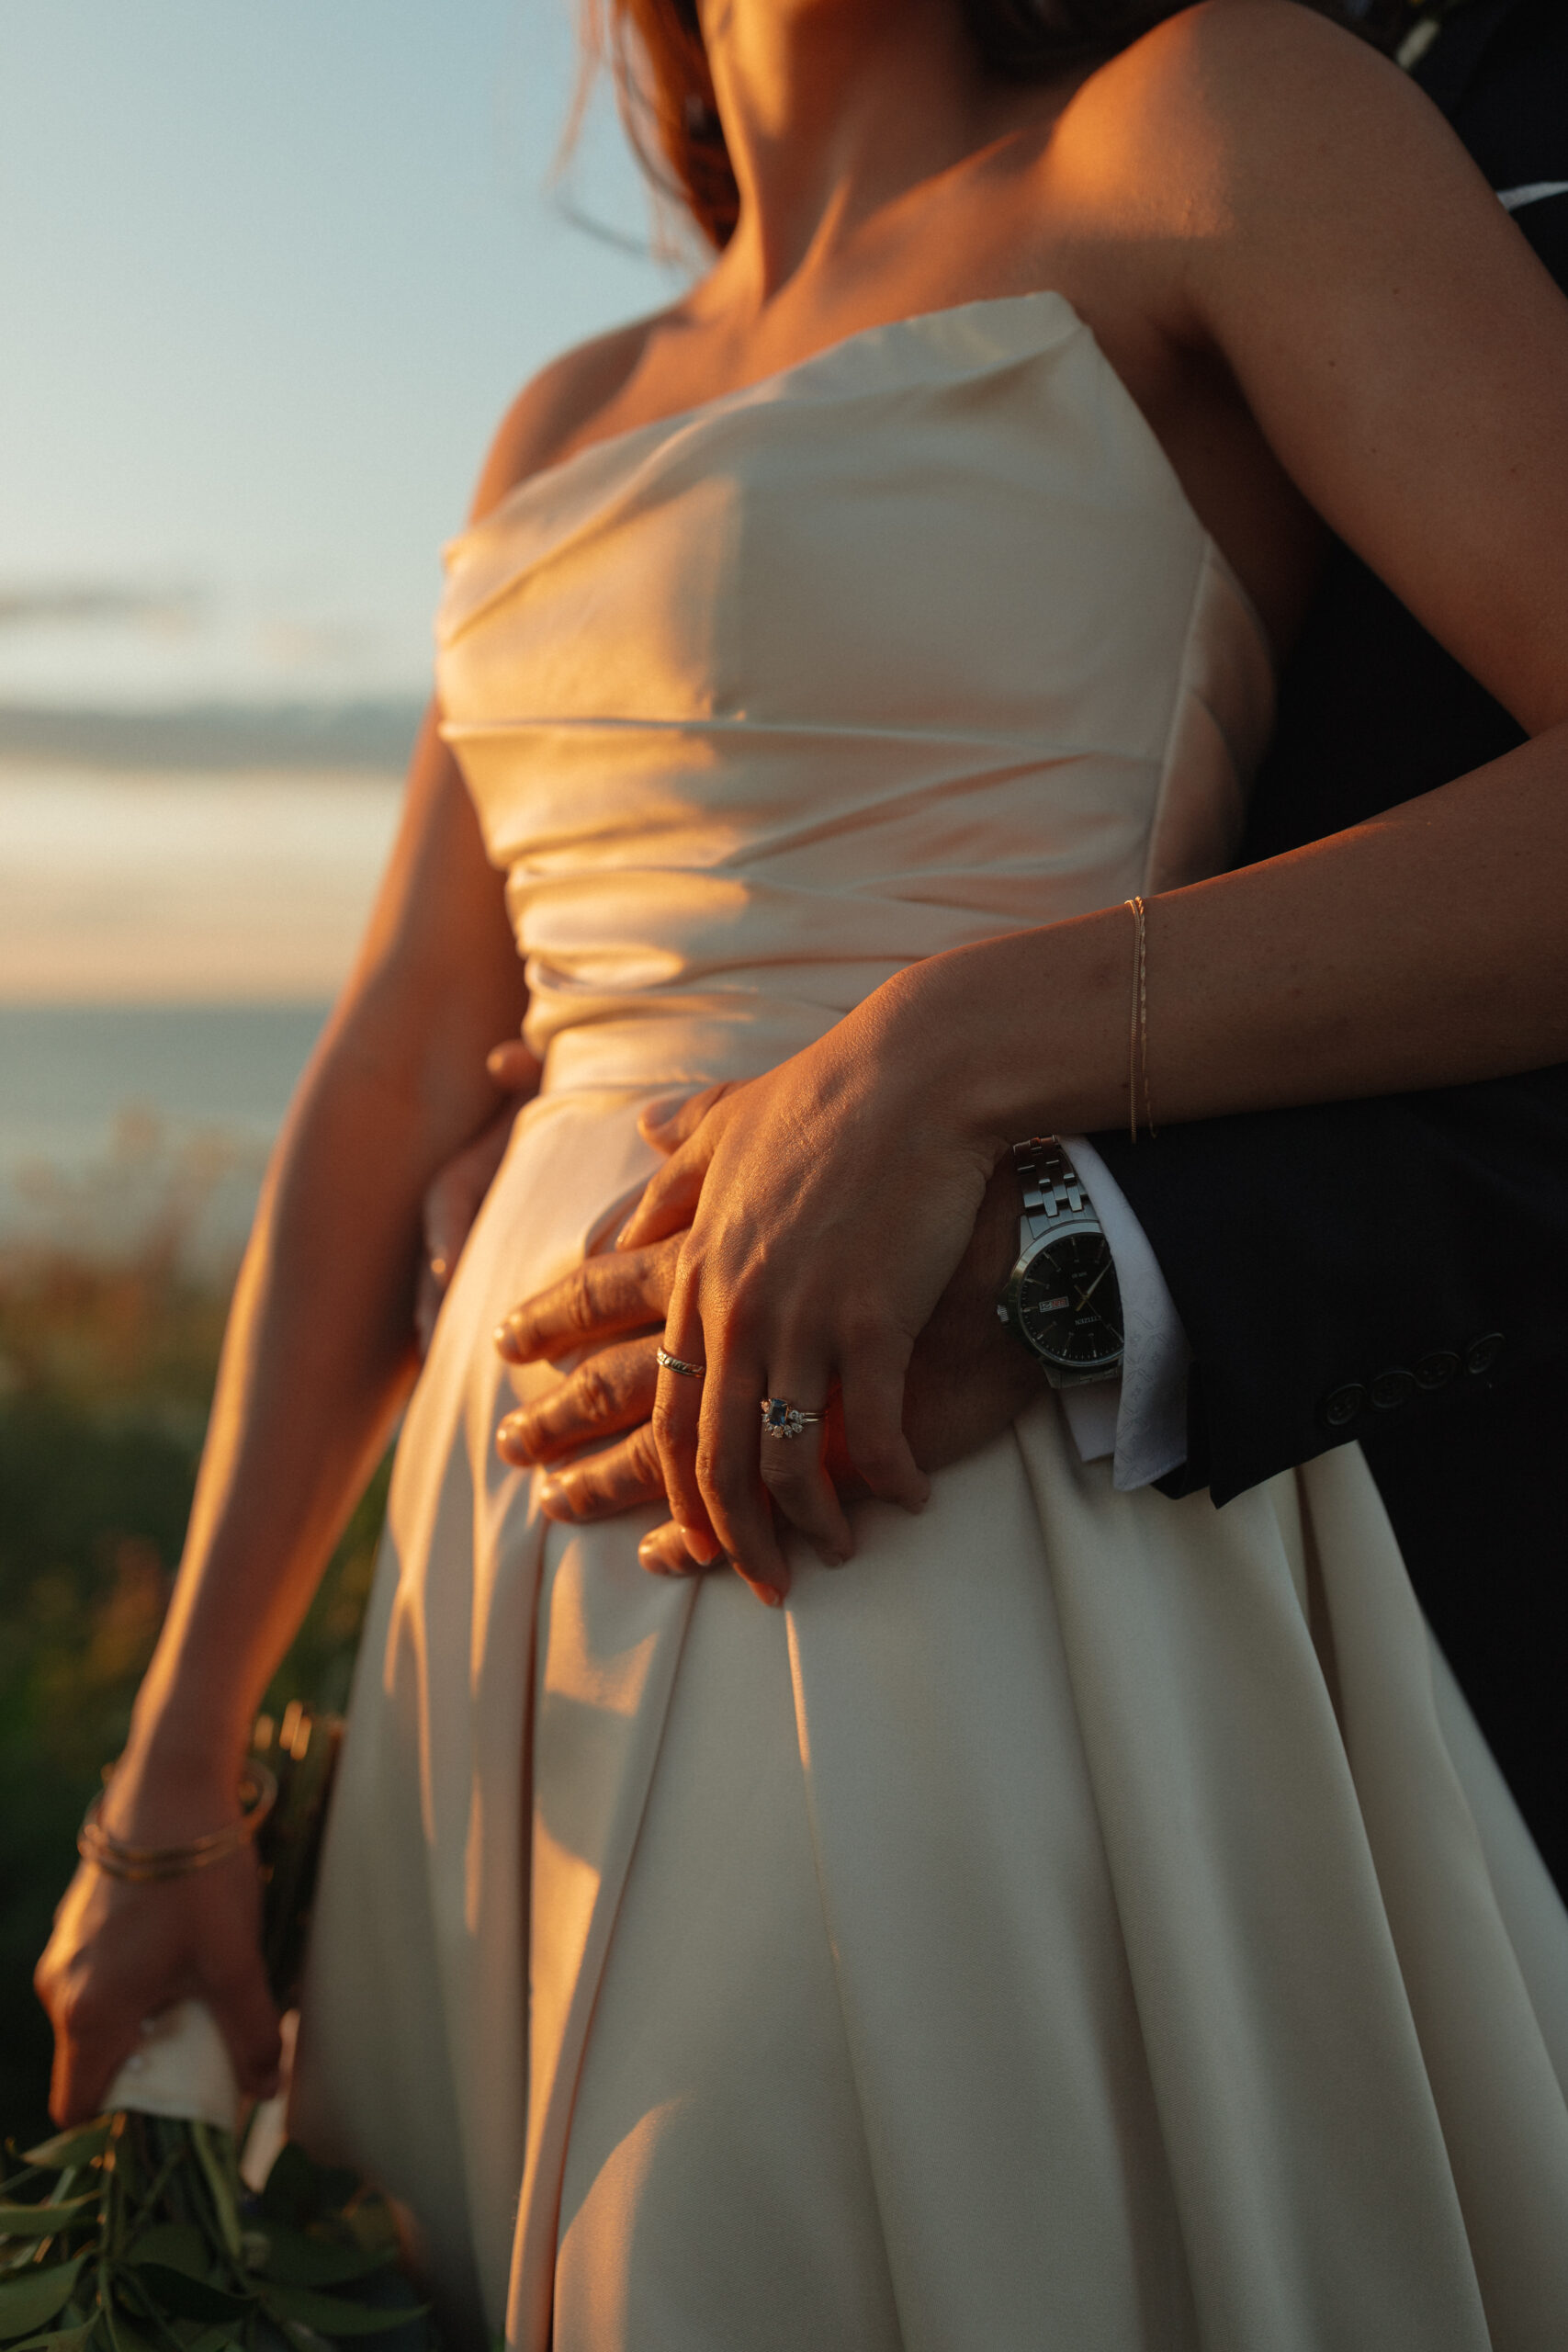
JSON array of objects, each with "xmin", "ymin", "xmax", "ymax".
[
  {"xmin": 0, "ymin": 2120, "xmax": 430, "ymax": 2352},
  {"xmin": 0, "ymin": 1711, "xmax": 437, "ymax": 2352}
]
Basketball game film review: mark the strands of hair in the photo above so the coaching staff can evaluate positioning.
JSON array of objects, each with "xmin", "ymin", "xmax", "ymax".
[{"xmin": 572, "ymin": 0, "xmax": 1409, "ymax": 252}]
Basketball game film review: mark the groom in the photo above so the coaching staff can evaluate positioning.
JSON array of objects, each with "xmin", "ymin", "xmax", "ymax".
[
  {"xmin": 1096, "ymin": 0, "xmax": 1568, "ymax": 1885},
  {"xmin": 436, "ymin": 0, "xmax": 1568, "ymax": 1884}
]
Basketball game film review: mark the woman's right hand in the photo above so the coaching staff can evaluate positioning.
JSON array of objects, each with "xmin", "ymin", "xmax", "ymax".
[
  {"xmin": 34, "ymin": 1761, "xmax": 280, "ymax": 2126},
  {"xmin": 496, "ymin": 1126, "xmax": 1044, "ymax": 1552}
]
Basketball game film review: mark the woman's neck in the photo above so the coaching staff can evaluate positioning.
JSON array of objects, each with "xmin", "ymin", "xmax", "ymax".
[{"xmin": 697, "ymin": 0, "xmax": 1048, "ymax": 307}]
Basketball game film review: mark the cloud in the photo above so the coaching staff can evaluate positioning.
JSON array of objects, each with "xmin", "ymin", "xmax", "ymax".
[{"xmin": 0, "ymin": 583, "xmax": 205, "ymax": 634}]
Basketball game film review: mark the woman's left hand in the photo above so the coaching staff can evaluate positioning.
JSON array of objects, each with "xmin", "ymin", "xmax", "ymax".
[{"xmin": 615, "ymin": 979, "xmax": 1002, "ymax": 1604}]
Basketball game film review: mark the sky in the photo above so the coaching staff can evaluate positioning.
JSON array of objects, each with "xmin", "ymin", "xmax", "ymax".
[{"xmin": 0, "ymin": 0, "xmax": 679, "ymax": 710}]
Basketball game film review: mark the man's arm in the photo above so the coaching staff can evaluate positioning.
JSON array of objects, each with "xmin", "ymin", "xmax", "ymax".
[{"xmin": 1090, "ymin": 1065, "xmax": 1568, "ymax": 1505}]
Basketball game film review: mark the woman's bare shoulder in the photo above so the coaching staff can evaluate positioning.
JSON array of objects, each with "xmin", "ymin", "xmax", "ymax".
[
  {"xmin": 1045, "ymin": 0, "xmax": 1517, "ymax": 380},
  {"xmin": 1060, "ymin": 0, "xmax": 1568, "ymax": 736},
  {"xmin": 1080, "ymin": 0, "xmax": 1408, "ymax": 114},
  {"xmin": 1054, "ymin": 0, "xmax": 1445, "ymax": 237},
  {"xmin": 467, "ymin": 309, "xmax": 678, "ymax": 525}
]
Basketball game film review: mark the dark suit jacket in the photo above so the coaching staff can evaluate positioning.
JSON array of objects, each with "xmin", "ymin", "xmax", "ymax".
[{"xmin": 1090, "ymin": 0, "xmax": 1568, "ymax": 1886}]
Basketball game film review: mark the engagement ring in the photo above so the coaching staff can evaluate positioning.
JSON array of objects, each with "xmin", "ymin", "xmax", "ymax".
[{"xmin": 761, "ymin": 1396, "xmax": 825, "ymax": 1441}]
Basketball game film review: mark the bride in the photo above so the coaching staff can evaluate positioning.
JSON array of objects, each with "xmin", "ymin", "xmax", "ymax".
[{"xmin": 38, "ymin": 0, "xmax": 1568, "ymax": 2344}]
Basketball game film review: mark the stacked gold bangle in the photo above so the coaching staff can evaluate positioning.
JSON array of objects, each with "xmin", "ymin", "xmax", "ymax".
[{"xmin": 77, "ymin": 1763, "xmax": 277, "ymax": 1883}]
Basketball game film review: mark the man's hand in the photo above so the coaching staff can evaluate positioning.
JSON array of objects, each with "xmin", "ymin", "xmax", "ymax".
[
  {"xmin": 495, "ymin": 1233, "xmax": 684, "ymax": 1513},
  {"xmin": 415, "ymin": 1040, "xmax": 541, "ymax": 1355},
  {"xmin": 495, "ymin": 1142, "xmax": 1044, "ymax": 1556}
]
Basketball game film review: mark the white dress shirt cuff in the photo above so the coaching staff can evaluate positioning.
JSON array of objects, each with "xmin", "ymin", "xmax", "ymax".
[{"xmin": 1055, "ymin": 1136, "xmax": 1192, "ymax": 1490}]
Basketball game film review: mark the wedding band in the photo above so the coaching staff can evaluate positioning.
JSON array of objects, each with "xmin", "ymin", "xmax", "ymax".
[
  {"xmin": 656, "ymin": 1347, "xmax": 705, "ymax": 1379},
  {"xmin": 761, "ymin": 1396, "xmax": 826, "ymax": 1441}
]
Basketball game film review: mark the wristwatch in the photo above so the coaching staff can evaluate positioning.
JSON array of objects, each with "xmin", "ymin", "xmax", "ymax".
[{"xmin": 997, "ymin": 1136, "xmax": 1124, "ymax": 1387}]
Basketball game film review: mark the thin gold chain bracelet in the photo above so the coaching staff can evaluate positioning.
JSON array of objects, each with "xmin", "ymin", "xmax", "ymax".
[{"xmin": 1123, "ymin": 893, "xmax": 1156, "ymax": 1144}]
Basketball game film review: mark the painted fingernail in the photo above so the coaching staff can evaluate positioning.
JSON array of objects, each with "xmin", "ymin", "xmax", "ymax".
[
  {"xmin": 493, "ymin": 1320, "xmax": 520, "ymax": 1359},
  {"xmin": 613, "ymin": 1220, "xmax": 637, "ymax": 1249},
  {"xmin": 678, "ymin": 1523, "xmax": 721, "ymax": 1565},
  {"xmin": 537, "ymin": 1477, "xmax": 572, "ymax": 1517}
]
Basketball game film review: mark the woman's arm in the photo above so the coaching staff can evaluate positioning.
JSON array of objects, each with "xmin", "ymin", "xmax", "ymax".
[
  {"xmin": 618, "ymin": 4, "xmax": 1568, "ymax": 1599},
  {"xmin": 626, "ymin": 727, "xmax": 1568, "ymax": 1600},
  {"xmin": 130, "ymin": 709, "xmax": 529, "ymax": 1761},
  {"xmin": 33, "ymin": 307, "xmax": 675, "ymax": 2118},
  {"xmin": 35, "ymin": 707, "xmax": 528, "ymax": 2121},
  {"xmin": 904, "ymin": 0, "xmax": 1568, "ymax": 1137}
]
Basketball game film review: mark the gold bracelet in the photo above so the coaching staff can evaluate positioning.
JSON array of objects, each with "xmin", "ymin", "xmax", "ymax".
[
  {"xmin": 78, "ymin": 1763, "xmax": 277, "ymax": 1883},
  {"xmin": 1123, "ymin": 894, "xmax": 1156, "ymax": 1143}
]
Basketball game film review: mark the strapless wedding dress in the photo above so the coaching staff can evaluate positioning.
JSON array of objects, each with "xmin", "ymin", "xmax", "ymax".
[{"xmin": 292, "ymin": 292, "xmax": 1568, "ymax": 2351}]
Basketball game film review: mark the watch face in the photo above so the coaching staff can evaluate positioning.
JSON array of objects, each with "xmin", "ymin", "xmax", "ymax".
[{"xmin": 1012, "ymin": 1230, "xmax": 1124, "ymax": 1369}]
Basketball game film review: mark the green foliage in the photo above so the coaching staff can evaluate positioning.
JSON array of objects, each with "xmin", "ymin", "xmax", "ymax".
[
  {"xmin": 0, "ymin": 1246, "xmax": 387, "ymax": 2146},
  {"xmin": 0, "ymin": 2116, "xmax": 435, "ymax": 2352}
]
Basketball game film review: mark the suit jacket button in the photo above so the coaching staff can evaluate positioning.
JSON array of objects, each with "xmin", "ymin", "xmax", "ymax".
[
  {"xmin": 1465, "ymin": 1331, "xmax": 1504, "ymax": 1377},
  {"xmin": 1414, "ymin": 1349, "xmax": 1459, "ymax": 1390},
  {"xmin": 1370, "ymin": 1368, "xmax": 1415, "ymax": 1411},
  {"xmin": 1323, "ymin": 1381, "xmax": 1366, "ymax": 1428}
]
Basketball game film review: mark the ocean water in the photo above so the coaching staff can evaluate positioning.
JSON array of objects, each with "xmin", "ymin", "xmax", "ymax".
[
  {"xmin": 0, "ymin": 764, "xmax": 402, "ymax": 1001},
  {"xmin": 0, "ymin": 755, "xmax": 403, "ymax": 1262},
  {"xmin": 0, "ymin": 1001, "xmax": 332, "ymax": 1261}
]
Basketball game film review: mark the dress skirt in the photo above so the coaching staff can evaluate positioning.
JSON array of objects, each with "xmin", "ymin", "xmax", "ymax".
[
  {"xmin": 292, "ymin": 1081, "xmax": 1568, "ymax": 2352},
  {"xmin": 297, "ymin": 284, "xmax": 1568, "ymax": 2351}
]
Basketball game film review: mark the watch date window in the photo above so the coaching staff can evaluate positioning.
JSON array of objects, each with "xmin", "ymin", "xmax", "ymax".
[{"xmin": 1020, "ymin": 1232, "xmax": 1124, "ymax": 1363}]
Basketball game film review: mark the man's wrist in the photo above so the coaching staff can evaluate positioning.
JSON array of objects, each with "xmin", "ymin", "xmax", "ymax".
[{"xmin": 1064, "ymin": 1135, "xmax": 1191, "ymax": 1490}]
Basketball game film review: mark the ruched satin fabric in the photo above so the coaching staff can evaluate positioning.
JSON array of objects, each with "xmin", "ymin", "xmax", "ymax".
[{"xmin": 292, "ymin": 292, "xmax": 1568, "ymax": 2351}]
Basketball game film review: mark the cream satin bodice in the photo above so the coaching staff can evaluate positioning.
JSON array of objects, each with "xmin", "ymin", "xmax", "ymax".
[{"xmin": 434, "ymin": 288, "xmax": 1274, "ymax": 1092}]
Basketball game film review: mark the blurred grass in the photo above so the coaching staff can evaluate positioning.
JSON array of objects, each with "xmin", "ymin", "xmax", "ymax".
[{"xmin": 0, "ymin": 1202, "xmax": 387, "ymax": 2144}]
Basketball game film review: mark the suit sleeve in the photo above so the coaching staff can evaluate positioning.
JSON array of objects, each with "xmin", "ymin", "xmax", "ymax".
[{"xmin": 1089, "ymin": 1067, "xmax": 1568, "ymax": 1506}]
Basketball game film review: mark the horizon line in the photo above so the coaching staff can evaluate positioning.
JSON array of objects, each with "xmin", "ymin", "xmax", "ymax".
[{"xmin": 0, "ymin": 694, "xmax": 427, "ymax": 775}]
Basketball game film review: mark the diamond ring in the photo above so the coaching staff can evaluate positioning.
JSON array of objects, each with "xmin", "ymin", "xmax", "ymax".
[
  {"xmin": 761, "ymin": 1396, "xmax": 826, "ymax": 1441},
  {"xmin": 656, "ymin": 1348, "xmax": 705, "ymax": 1379}
]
